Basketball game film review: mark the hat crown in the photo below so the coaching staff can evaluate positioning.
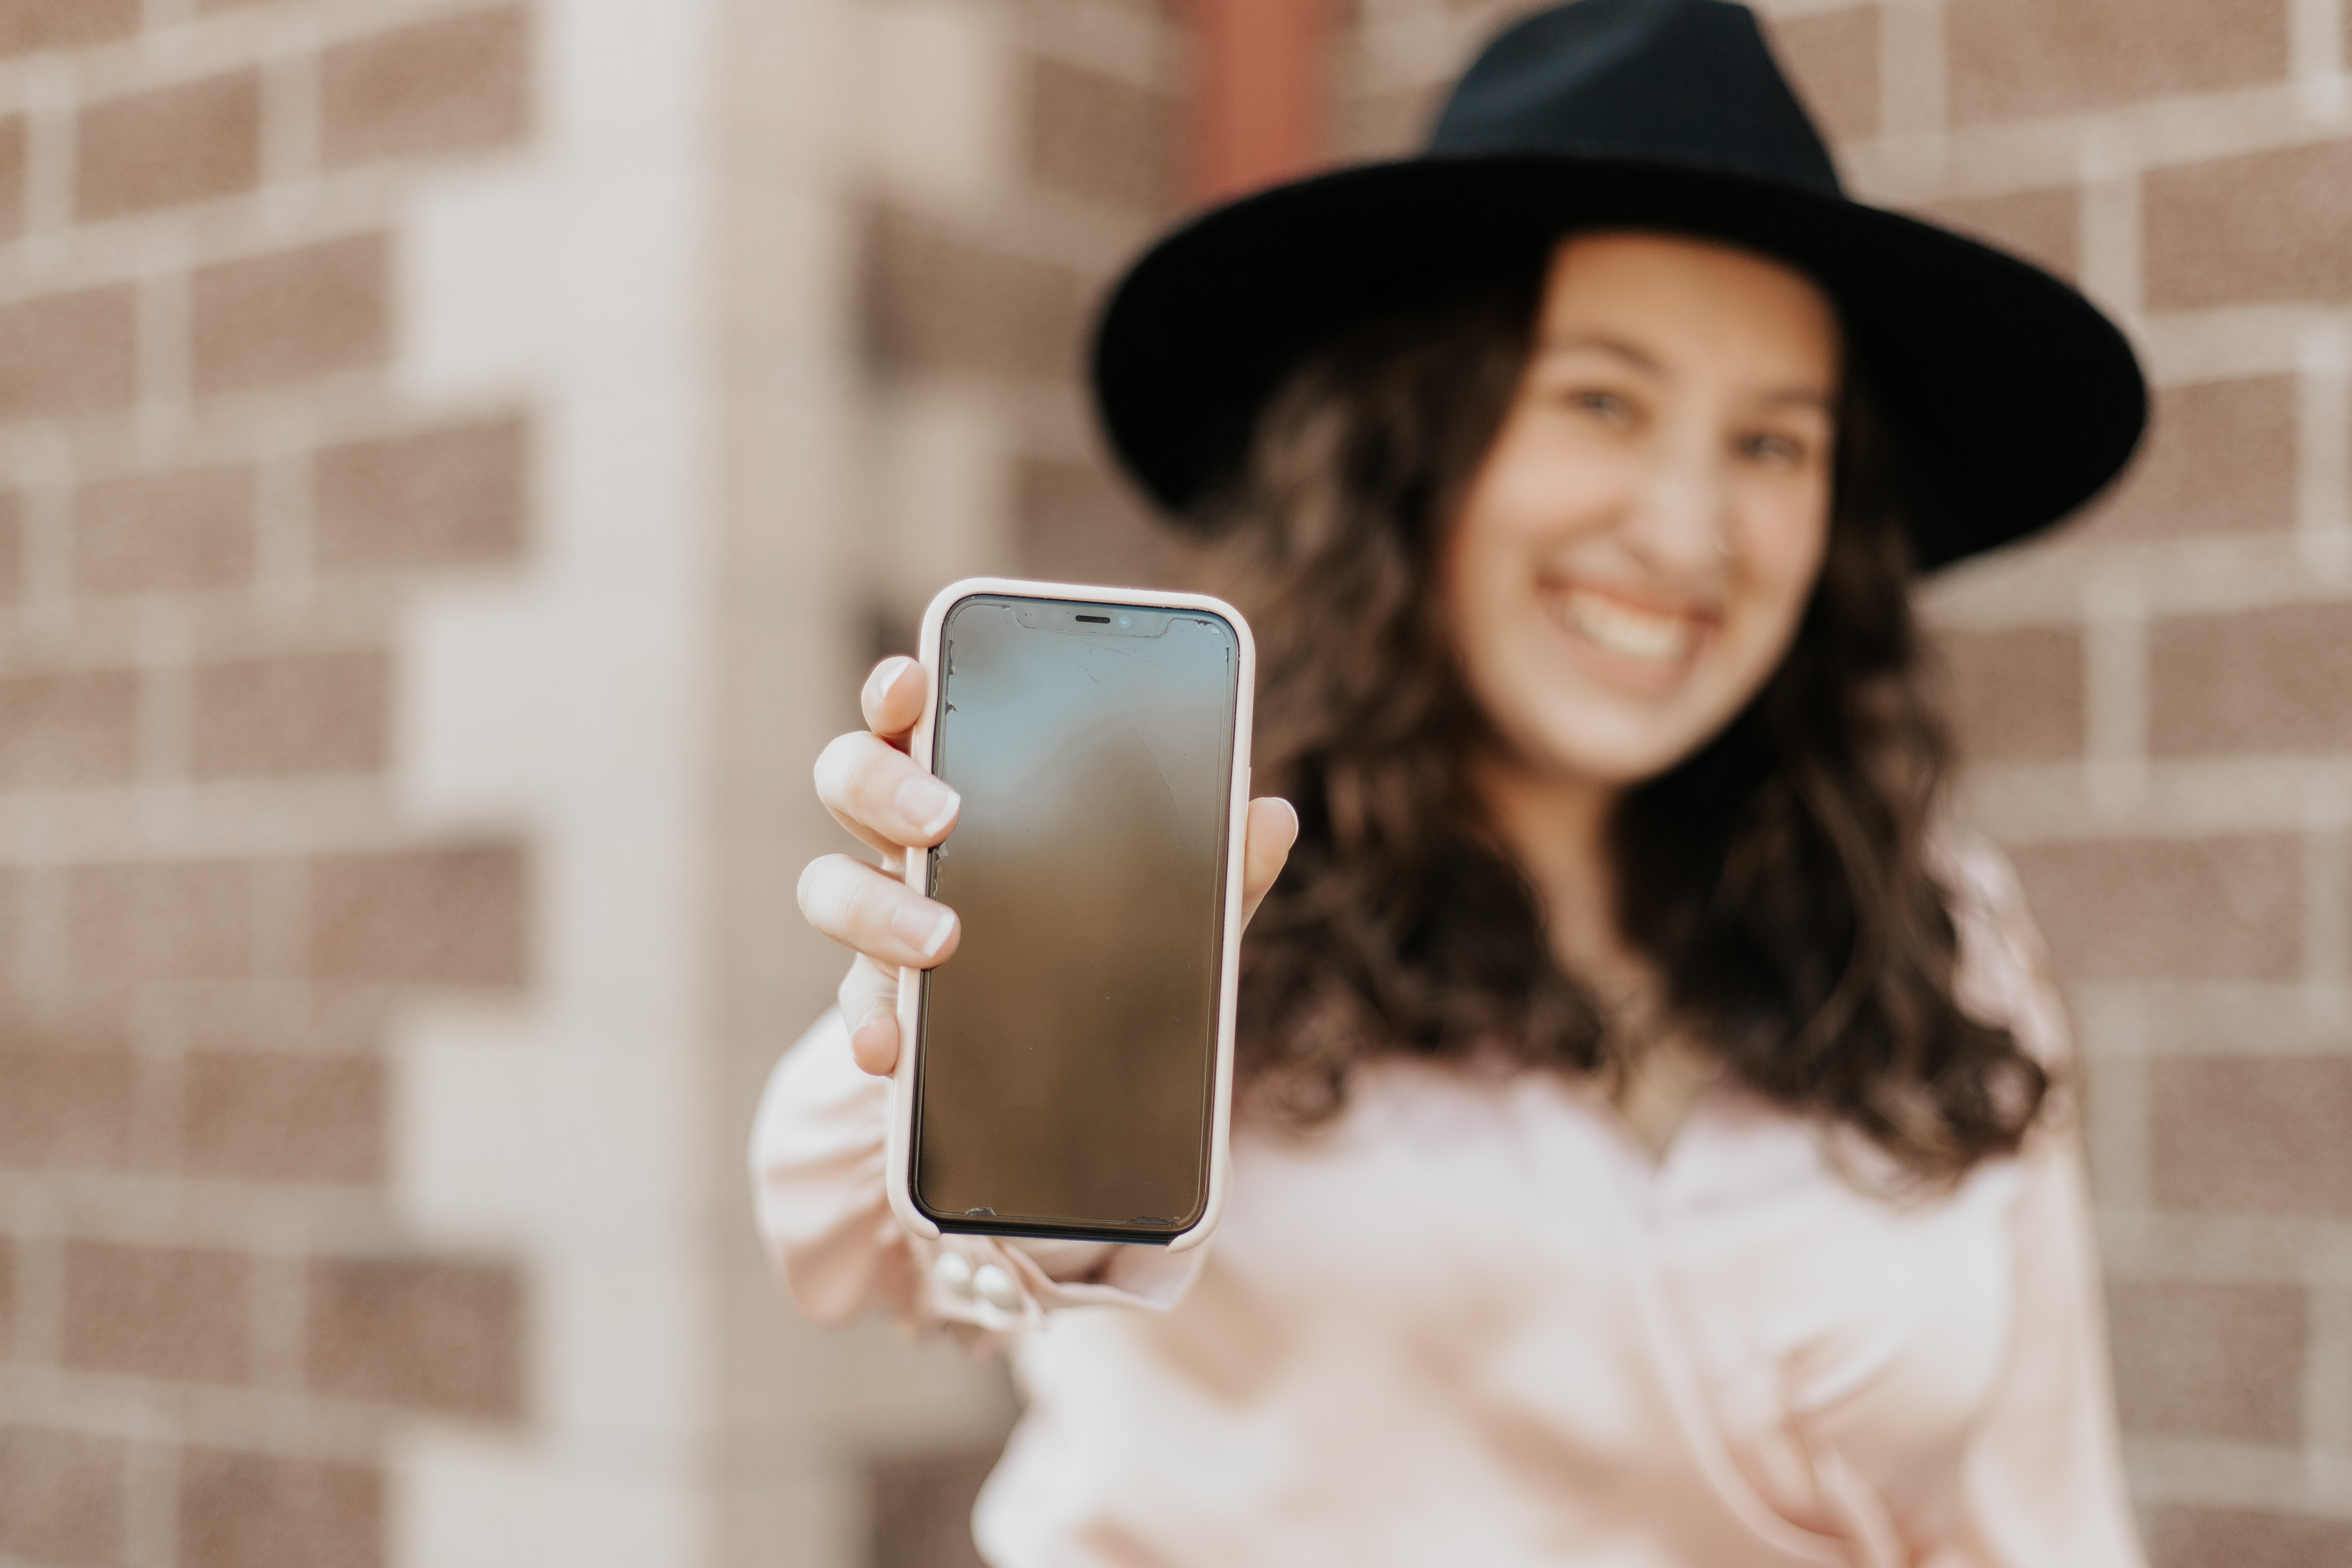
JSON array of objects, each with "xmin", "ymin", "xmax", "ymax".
[{"xmin": 1429, "ymin": 0, "xmax": 1841, "ymax": 198}]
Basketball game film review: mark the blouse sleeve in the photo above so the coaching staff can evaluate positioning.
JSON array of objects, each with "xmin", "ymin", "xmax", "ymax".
[
  {"xmin": 1933, "ymin": 834, "xmax": 2147, "ymax": 1568},
  {"xmin": 748, "ymin": 1008, "xmax": 1206, "ymax": 1346}
]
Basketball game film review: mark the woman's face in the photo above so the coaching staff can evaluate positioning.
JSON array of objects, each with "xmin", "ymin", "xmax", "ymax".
[{"xmin": 1443, "ymin": 231, "xmax": 1841, "ymax": 789}]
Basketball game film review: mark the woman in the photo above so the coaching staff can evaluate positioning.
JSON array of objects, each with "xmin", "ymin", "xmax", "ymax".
[{"xmin": 769, "ymin": 2, "xmax": 2149, "ymax": 1564}]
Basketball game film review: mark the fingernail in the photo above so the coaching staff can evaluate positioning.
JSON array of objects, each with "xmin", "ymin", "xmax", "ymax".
[
  {"xmin": 892, "ymin": 899, "xmax": 956, "ymax": 959},
  {"xmin": 895, "ymin": 774, "xmax": 960, "ymax": 836},
  {"xmin": 864, "ymin": 656, "xmax": 916, "ymax": 712}
]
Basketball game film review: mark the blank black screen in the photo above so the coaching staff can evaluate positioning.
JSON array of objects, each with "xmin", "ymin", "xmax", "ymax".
[{"xmin": 914, "ymin": 596, "xmax": 1239, "ymax": 1238}]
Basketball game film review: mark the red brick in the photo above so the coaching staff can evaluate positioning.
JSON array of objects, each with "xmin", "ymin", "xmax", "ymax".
[
  {"xmin": 0, "ymin": 491, "xmax": 20, "ymax": 602},
  {"xmin": 0, "ymin": 115, "xmax": 27, "ymax": 242},
  {"xmin": 2008, "ymin": 835, "xmax": 2300, "ymax": 981},
  {"xmin": 2150, "ymin": 603, "xmax": 2352, "ymax": 756},
  {"xmin": 0, "ymin": 669, "xmax": 139, "ymax": 788},
  {"xmin": 313, "ymin": 418, "xmax": 527, "ymax": 572},
  {"xmin": 69, "ymin": 861, "xmax": 254, "ymax": 986},
  {"xmin": 74, "ymin": 464, "xmax": 255, "ymax": 595},
  {"xmin": 2145, "ymin": 1506, "xmax": 2352, "ymax": 1568},
  {"xmin": 191, "ymin": 650, "xmax": 388, "ymax": 780},
  {"xmin": 306, "ymin": 1256, "xmax": 523, "ymax": 1419},
  {"xmin": 1938, "ymin": 626, "xmax": 2084, "ymax": 764},
  {"xmin": 1027, "ymin": 55, "xmax": 1177, "ymax": 210},
  {"xmin": 2079, "ymin": 377, "xmax": 2296, "ymax": 540},
  {"xmin": 2151, "ymin": 1055, "xmax": 2352, "ymax": 1217},
  {"xmin": 0, "ymin": 0, "xmax": 138, "ymax": 58},
  {"xmin": 321, "ymin": 8, "xmax": 529, "ymax": 170},
  {"xmin": 2145, "ymin": 141, "xmax": 2352, "ymax": 309},
  {"xmin": 866, "ymin": 208, "xmax": 1089, "ymax": 382},
  {"xmin": 0, "ymin": 1425, "xmax": 127, "ymax": 1566},
  {"xmin": 190, "ymin": 236, "xmax": 390, "ymax": 397},
  {"xmin": 0, "ymin": 285, "xmax": 138, "ymax": 424},
  {"xmin": 180, "ymin": 1450, "xmax": 379, "ymax": 1568},
  {"xmin": 2107, "ymin": 1280, "xmax": 2305, "ymax": 1441},
  {"xmin": 0, "ymin": 1048, "xmax": 133, "ymax": 1170},
  {"xmin": 1768, "ymin": 5, "xmax": 1877, "ymax": 143},
  {"xmin": 183, "ymin": 1052, "xmax": 383, "ymax": 1184},
  {"xmin": 0, "ymin": 864, "xmax": 17, "ymax": 975},
  {"xmin": 61, "ymin": 1240, "xmax": 248, "ymax": 1383},
  {"xmin": 306, "ymin": 845, "xmax": 526, "ymax": 988},
  {"xmin": 1947, "ymin": 0, "xmax": 2286, "ymax": 124},
  {"xmin": 1918, "ymin": 186, "xmax": 2080, "ymax": 283},
  {"xmin": 76, "ymin": 71, "xmax": 262, "ymax": 221}
]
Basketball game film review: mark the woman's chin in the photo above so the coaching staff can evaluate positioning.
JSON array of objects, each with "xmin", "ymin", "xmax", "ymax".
[{"xmin": 1516, "ymin": 707, "xmax": 1720, "ymax": 789}]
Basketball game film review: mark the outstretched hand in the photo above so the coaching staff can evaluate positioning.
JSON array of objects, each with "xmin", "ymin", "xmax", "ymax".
[{"xmin": 797, "ymin": 655, "xmax": 1299, "ymax": 1077}]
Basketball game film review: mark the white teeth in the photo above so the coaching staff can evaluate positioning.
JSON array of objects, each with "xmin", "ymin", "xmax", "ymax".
[{"xmin": 1561, "ymin": 589, "xmax": 1696, "ymax": 664}]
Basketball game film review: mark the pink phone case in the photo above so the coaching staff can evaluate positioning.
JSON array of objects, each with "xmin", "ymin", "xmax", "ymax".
[{"xmin": 885, "ymin": 576, "xmax": 1256, "ymax": 1253}]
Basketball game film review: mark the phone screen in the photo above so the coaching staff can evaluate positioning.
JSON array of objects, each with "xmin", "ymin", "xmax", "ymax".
[{"xmin": 914, "ymin": 594, "xmax": 1241, "ymax": 1242}]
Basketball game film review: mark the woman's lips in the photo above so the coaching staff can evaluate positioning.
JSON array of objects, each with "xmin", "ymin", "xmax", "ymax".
[{"xmin": 1544, "ymin": 583, "xmax": 1717, "ymax": 686}]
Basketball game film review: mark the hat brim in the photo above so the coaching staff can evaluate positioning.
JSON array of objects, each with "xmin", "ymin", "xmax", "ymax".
[{"xmin": 1091, "ymin": 154, "xmax": 2147, "ymax": 571}]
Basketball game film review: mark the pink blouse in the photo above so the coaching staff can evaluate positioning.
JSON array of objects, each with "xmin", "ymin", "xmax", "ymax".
[{"xmin": 752, "ymin": 836, "xmax": 2146, "ymax": 1567}]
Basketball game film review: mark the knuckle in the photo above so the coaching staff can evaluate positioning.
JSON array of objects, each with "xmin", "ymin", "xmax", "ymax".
[
  {"xmin": 796, "ymin": 855, "xmax": 847, "ymax": 927},
  {"xmin": 826, "ymin": 733, "xmax": 913, "ymax": 820},
  {"xmin": 841, "ymin": 864, "xmax": 903, "ymax": 937},
  {"xmin": 839, "ymin": 952, "xmax": 898, "ymax": 1017},
  {"xmin": 799, "ymin": 854, "xmax": 891, "ymax": 944},
  {"xmin": 812, "ymin": 733, "xmax": 868, "ymax": 805}
]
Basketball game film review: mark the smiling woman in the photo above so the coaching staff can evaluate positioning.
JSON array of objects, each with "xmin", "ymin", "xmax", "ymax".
[
  {"xmin": 761, "ymin": 2, "xmax": 2152, "ymax": 1564},
  {"xmin": 1211, "ymin": 230, "xmax": 2041, "ymax": 1184}
]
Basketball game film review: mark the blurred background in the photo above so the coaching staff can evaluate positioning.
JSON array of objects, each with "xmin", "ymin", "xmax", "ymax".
[{"xmin": 0, "ymin": 0, "xmax": 2341, "ymax": 1565}]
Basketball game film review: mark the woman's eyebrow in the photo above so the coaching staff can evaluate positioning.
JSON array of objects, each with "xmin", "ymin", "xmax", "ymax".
[
  {"xmin": 1537, "ymin": 334, "xmax": 1836, "ymax": 411},
  {"xmin": 1536, "ymin": 331, "xmax": 1664, "ymax": 372},
  {"xmin": 1754, "ymin": 386, "xmax": 1837, "ymax": 413}
]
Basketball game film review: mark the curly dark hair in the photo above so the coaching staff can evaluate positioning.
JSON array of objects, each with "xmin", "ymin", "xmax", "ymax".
[{"xmin": 1195, "ymin": 260, "xmax": 2049, "ymax": 1184}]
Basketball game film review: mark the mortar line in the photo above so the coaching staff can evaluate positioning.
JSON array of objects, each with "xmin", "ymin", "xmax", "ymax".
[
  {"xmin": 2307, "ymin": 1282, "xmax": 2352, "ymax": 1458},
  {"xmin": 2295, "ymin": 323, "xmax": 2352, "ymax": 581},
  {"xmin": 2080, "ymin": 569, "xmax": 2149, "ymax": 812}
]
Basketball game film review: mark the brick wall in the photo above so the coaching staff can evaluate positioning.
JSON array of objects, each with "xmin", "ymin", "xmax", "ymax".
[
  {"xmin": 859, "ymin": 0, "xmax": 1192, "ymax": 649},
  {"xmin": 0, "ymin": 4, "xmax": 536, "ymax": 1566},
  {"xmin": 1344, "ymin": 0, "xmax": 2352, "ymax": 1560},
  {"xmin": 16, "ymin": 3, "xmax": 2325, "ymax": 1566}
]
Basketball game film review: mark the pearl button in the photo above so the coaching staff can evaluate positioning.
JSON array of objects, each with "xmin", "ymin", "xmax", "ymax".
[
  {"xmin": 931, "ymin": 1249, "xmax": 973, "ymax": 1298},
  {"xmin": 972, "ymin": 1262, "xmax": 1020, "ymax": 1313}
]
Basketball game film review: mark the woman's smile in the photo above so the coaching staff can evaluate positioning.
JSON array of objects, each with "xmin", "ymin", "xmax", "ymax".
[{"xmin": 1542, "ymin": 579, "xmax": 1719, "ymax": 689}]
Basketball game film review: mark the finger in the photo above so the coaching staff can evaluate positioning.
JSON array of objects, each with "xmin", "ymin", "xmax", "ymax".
[
  {"xmin": 838, "ymin": 953, "xmax": 902, "ymax": 1077},
  {"xmin": 1238, "ymin": 796, "xmax": 1299, "ymax": 931},
  {"xmin": 861, "ymin": 656, "xmax": 929, "ymax": 747},
  {"xmin": 798, "ymin": 852, "xmax": 962, "ymax": 969},
  {"xmin": 814, "ymin": 729, "xmax": 962, "ymax": 855},
  {"xmin": 850, "ymin": 1009, "xmax": 901, "ymax": 1078}
]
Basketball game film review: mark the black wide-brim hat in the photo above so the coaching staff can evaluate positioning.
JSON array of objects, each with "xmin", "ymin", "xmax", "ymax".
[{"xmin": 1092, "ymin": 0, "xmax": 2147, "ymax": 570}]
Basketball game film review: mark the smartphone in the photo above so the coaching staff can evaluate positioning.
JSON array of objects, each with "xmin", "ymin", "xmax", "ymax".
[{"xmin": 886, "ymin": 578, "xmax": 1255, "ymax": 1251}]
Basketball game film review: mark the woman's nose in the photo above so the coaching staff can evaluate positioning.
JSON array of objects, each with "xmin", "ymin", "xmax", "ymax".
[{"xmin": 1624, "ymin": 442, "xmax": 1728, "ymax": 572}]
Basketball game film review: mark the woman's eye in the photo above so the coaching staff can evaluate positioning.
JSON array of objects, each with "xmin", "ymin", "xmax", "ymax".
[
  {"xmin": 1739, "ymin": 430, "xmax": 1809, "ymax": 466},
  {"xmin": 1560, "ymin": 388, "xmax": 1635, "ymax": 426}
]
